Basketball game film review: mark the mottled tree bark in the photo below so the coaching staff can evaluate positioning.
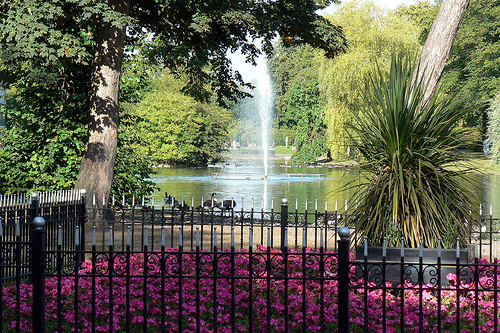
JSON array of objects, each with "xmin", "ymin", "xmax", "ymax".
[
  {"xmin": 76, "ymin": 0, "xmax": 130, "ymax": 208},
  {"xmin": 417, "ymin": 0, "xmax": 470, "ymax": 105}
]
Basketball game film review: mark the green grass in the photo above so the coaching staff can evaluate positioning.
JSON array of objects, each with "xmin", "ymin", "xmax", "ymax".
[
  {"xmin": 444, "ymin": 155, "xmax": 500, "ymax": 174},
  {"xmin": 469, "ymin": 157, "xmax": 500, "ymax": 173}
]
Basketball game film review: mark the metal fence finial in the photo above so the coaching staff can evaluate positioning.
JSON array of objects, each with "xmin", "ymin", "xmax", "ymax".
[
  {"xmin": 338, "ymin": 226, "xmax": 350, "ymax": 240},
  {"xmin": 33, "ymin": 216, "xmax": 45, "ymax": 230}
]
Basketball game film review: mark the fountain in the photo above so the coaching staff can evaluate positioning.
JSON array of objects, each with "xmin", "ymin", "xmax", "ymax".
[{"xmin": 256, "ymin": 55, "xmax": 273, "ymax": 177}]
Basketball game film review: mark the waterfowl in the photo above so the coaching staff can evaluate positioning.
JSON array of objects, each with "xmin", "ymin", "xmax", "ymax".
[{"xmin": 202, "ymin": 192, "xmax": 218, "ymax": 209}]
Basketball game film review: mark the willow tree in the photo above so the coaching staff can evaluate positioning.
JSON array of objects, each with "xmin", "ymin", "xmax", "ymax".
[
  {"xmin": 319, "ymin": 1, "xmax": 421, "ymax": 160},
  {"xmin": 0, "ymin": 0, "xmax": 347, "ymax": 206}
]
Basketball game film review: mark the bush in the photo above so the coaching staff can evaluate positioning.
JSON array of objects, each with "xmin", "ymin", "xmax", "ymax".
[{"xmin": 346, "ymin": 55, "xmax": 481, "ymax": 248}]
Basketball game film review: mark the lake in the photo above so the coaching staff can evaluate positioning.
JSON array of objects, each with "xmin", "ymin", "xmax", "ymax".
[{"xmin": 150, "ymin": 157, "xmax": 500, "ymax": 215}]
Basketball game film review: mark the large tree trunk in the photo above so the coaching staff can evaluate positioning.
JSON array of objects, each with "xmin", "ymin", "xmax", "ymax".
[
  {"xmin": 417, "ymin": 0, "xmax": 470, "ymax": 105},
  {"xmin": 76, "ymin": 0, "xmax": 130, "ymax": 208}
]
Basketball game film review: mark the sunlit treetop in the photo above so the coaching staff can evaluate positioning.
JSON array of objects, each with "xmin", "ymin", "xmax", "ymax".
[{"xmin": 0, "ymin": 0, "xmax": 348, "ymax": 107}]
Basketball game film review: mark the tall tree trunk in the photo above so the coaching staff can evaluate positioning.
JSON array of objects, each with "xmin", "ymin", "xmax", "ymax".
[
  {"xmin": 417, "ymin": 0, "xmax": 470, "ymax": 105},
  {"xmin": 76, "ymin": 0, "xmax": 130, "ymax": 208}
]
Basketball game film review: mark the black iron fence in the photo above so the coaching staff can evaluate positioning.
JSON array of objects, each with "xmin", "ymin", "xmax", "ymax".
[
  {"xmin": 86, "ymin": 198, "xmax": 344, "ymax": 253},
  {"xmin": 2, "ymin": 191, "xmax": 500, "ymax": 332},
  {"xmin": 0, "ymin": 190, "xmax": 85, "ymax": 280},
  {"xmin": 4, "ymin": 219, "xmax": 500, "ymax": 332}
]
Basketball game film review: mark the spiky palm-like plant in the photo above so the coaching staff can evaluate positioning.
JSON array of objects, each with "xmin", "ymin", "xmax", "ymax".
[{"xmin": 347, "ymin": 55, "xmax": 480, "ymax": 248}]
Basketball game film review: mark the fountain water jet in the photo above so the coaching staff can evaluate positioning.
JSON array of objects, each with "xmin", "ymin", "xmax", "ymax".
[{"xmin": 256, "ymin": 56, "xmax": 273, "ymax": 177}]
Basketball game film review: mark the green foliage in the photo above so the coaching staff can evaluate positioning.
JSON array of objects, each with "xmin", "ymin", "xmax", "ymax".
[
  {"xmin": 0, "ymin": 83, "xmax": 87, "ymax": 193},
  {"xmin": 269, "ymin": 44, "xmax": 327, "ymax": 162},
  {"xmin": 439, "ymin": 0, "xmax": 500, "ymax": 131},
  {"xmin": 396, "ymin": 1, "xmax": 439, "ymax": 44},
  {"xmin": 347, "ymin": 55, "xmax": 481, "ymax": 248},
  {"xmin": 288, "ymin": 72, "xmax": 327, "ymax": 162},
  {"xmin": 129, "ymin": 73, "xmax": 231, "ymax": 165},
  {"xmin": 0, "ymin": 0, "xmax": 349, "ymax": 196},
  {"xmin": 319, "ymin": 0, "xmax": 421, "ymax": 161},
  {"xmin": 0, "ymin": 0, "xmax": 128, "ymax": 84},
  {"xmin": 486, "ymin": 93, "xmax": 500, "ymax": 165},
  {"xmin": 130, "ymin": 0, "xmax": 348, "ymax": 107},
  {"xmin": 112, "ymin": 112, "xmax": 158, "ymax": 199},
  {"xmin": 0, "ymin": 80, "xmax": 157, "ymax": 197},
  {"xmin": 273, "ymin": 128, "xmax": 297, "ymax": 146}
]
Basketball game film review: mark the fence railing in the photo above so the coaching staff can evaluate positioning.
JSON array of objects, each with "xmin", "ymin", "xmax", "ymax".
[
  {"xmin": 0, "ymin": 190, "xmax": 86, "ymax": 280},
  {"xmin": 2, "ymin": 191, "xmax": 500, "ymax": 332},
  {"xmin": 86, "ymin": 198, "xmax": 345, "ymax": 253},
  {"xmin": 4, "ymin": 219, "xmax": 500, "ymax": 332},
  {"xmin": 86, "ymin": 200, "xmax": 500, "ymax": 261}
]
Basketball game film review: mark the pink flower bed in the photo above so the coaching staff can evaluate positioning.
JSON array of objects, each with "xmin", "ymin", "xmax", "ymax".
[{"xmin": 2, "ymin": 248, "xmax": 499, "ymax": 332}]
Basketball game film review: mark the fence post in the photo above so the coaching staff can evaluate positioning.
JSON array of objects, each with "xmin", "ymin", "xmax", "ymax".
[
  {"xmin": 280, "ymin": 198, "xmax": 288, "ymax": 251},
  {"xmin": 79, "ymin": 189, "xmax": 87, "ymax": 255},
  {"xmin": 30, "ymin": 192, "xmax": 40, "ymax": 223},
  {"xmin": 32, "ymin": 216, "xmax": 46, "ymax": 333},
  {"xmin": 338, "ymin": 226, "xmax": 350, "ymax": 333}
]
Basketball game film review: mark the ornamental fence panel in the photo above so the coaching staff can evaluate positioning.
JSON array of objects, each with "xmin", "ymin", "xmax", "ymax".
[
  {"xmin": 0, "ymin": 190, "xmax": 85, "ymax": 281},
  {"xmin": 2, "ymin": 191, "xmax": 500, "ymax": 332},
  {"xmin": 4, "ymin": 221, "xmax": 500, "ymax": 333},
  {"xmin": 3, "ymin": 224, "xmax": 348, "ymax": 333},
  {"xmin": 85, "ymin": 201, "xmax": 344, "ymax": 253}
]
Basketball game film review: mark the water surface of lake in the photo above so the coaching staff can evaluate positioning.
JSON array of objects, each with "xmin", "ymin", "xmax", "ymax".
[{"xmin": 150, "ymin": 159, "xmax": 500, "ymax": 215}]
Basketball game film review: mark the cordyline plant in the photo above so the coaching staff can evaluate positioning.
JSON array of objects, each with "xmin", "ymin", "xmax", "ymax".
[{"xmin": 346, "ymin": 54, "xmax": 481, "ymax": 248}]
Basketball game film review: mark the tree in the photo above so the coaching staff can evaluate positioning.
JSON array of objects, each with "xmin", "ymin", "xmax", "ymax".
[
  {"xmin": 268, "ymin": 44, "xmax": 327, "ymax": 162},
  {"xmin": 415, "ymin": 0, "xmax": 470, "ymax": 106},
  {"xmin": 76, "ymin": 0, "xmax": 130, "ymax": 207},
  {"xmin": 440, "ymin": 0, "xmax": 500, "ymax": 130},
  {"xmin": 0, "ymin": 0, "xmax": 348, "ymax": 206},
  {"xmin": 486, "ymin": 93, "xmax": 500, "ymax": 165},
  {"xmin": 0, "ymin": 81, "xmax": 88, "ymax": 193},
  {"xmin": 319, "ymin": 1, "xmax": 421, "ymax": 160},
  {"xmin": 129, "ymin": 73, "xmax": 232, "ymax": 165},
  {"xmin": 0, "ymin": 70, "xmax": 156, "ymax": 196}
]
